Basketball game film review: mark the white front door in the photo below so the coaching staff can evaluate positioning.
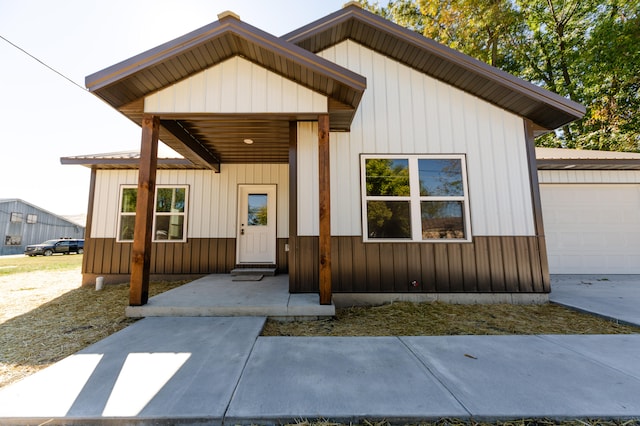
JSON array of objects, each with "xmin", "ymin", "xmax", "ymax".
[{"xmin": 237, "ymin": 185, "xmax": 277, "ymax": 264}]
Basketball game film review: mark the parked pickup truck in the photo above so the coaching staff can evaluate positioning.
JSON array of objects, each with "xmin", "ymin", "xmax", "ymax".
[{"xmin": 24, "ymin": 238, "xmax": 84, "ymax": 256}]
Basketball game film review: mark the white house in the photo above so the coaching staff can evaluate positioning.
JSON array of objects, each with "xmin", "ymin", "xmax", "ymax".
[{"xmin": 66, "ymin": 3, "xmax": 586, "ymax": 305}]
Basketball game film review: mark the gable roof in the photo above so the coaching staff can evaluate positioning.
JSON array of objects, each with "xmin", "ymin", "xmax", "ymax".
[
  {"xmin": 0, "ymin": 198, "xmax": 86, "ymax": 227},
  {"xmin": 284, "ymin": 3, "xmax": 585, "ymax": 133},
  {"xmin": 85, "ymin": 4, "xmax": 585, "ymax": 169},
  {"xmin": 85, "ymin": 12, "xmax": 367, "ymax": 168}
]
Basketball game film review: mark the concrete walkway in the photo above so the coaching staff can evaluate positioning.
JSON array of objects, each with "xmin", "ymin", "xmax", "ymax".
[
  {"xmin": 0, "ymin": 275, "xmax": 639, "ymax": 424},
  {"xmin": 550, "ymin": 274, "xmax": 640, "ymax": 327}
]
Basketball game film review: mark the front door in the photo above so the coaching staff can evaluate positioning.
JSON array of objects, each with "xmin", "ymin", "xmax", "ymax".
[{"xmin": 237, "ymin": 185, "xmax": 277, "ymax": 264}]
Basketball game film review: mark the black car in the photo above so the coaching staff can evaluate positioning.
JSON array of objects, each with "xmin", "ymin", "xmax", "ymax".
[{"xmin": 24, "ymin": 239, "xmax": 84, "ymax": 257}]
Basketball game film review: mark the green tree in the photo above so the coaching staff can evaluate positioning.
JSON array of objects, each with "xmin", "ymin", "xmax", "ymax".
[
  {"xmin": 361, "ymin": 0, "xmax": 640, "ymax": 152},
  {"xmin": 362, "ymin": 0, "xmax": 523, "ymax": 69},
  {"xmin": 575, "ymin": 1, "xmax": 640, "ymax": 151}
]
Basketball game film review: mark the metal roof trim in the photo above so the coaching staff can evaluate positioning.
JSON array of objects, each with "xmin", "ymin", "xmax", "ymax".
[
  {"xmin": 284, "ymin": 4, "xmax": 585, "ymax": 128},
  {"xmin": 85, "ymin": 16, "xmax": 366, "ymax": 107}
]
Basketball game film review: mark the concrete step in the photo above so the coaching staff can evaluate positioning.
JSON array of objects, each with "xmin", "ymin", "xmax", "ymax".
[
  {"xmin": 126, "ymin": 300, "xmax": 335, "ymax": 319},
  {"xmin": 231, "ymin": 267, "xmax": 276, "ymax": 276}
]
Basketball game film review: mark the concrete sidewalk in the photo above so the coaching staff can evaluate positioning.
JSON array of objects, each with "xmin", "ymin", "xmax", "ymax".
[
  {"xmin": 1, "ymin": 275, "xmax": 639, "ymax": 424},
  {"xmin": 1, "ymin": 320, "xmax": 640, "ymax": 424}
]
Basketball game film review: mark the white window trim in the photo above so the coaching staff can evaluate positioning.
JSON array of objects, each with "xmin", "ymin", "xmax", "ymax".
[
  {"xmin": 360, "ymin": 154, "xmax": 472, "ymax": 243},
  {"xmin": 116, "ymin": 185, "xmax": 189, "ymax": 243}
]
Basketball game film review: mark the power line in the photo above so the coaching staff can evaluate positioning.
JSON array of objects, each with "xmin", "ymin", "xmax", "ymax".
[{"xmin": 0, "ymin": 33, "xmax": 87, "ymax": 92}]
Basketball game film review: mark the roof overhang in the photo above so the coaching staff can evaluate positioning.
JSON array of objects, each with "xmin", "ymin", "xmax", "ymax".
[
  {"xmin": 536, "ymin": 147, "xmax": 640, "ymax": 170},
  {"xmin": 284, "ymin": 4, "xmax": 586, "ymax": 132},
  {"xmin": 86, "ymin": 12, "xmax": 366, "ymax": 167},
  {"xmin": 60, "ymin": 151, "xmax": 205, "ymax": 170}
]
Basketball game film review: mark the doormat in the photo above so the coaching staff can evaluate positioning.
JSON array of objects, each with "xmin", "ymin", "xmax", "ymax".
[{"xmin": 232, "ymin": 274, "xmax": 264, "ymax": 281}]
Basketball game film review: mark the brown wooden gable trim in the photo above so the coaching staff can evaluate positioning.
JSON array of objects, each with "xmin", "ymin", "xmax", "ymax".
[
  {"xmin": 284, "ymin": 4, "xmax": 585, "ymax": 131},
  {"xmin": 86, "ymin": 14, "xmax": 365, "ymax": 116}
]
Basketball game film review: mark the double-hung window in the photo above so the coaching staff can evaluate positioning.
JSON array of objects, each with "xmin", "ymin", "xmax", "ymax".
[
  {"xmin": 361, "ymin": 154, "xmax": 471, "ymax": 242},
  {"xmin": 117, "ymin": 185, "xmax": 188, "ymax": 242}
]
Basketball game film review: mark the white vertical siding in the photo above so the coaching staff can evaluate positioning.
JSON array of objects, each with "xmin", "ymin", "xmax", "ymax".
[
  {"xmin": 92, "ymin": 165, "xmax": 289, "ymax": 239},
  {"xmin": 307, "ymin": 40, "xmax": 535, "ymax": 237},
  {"xmin": 538, "ymin": 170, "xmax": 640, "ymax": 184},
  {"xmin": 144, "ymin": 56, "xmax": 327, "ymax": 114}
]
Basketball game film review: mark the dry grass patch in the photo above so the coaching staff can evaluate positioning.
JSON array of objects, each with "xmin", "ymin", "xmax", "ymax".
[
  {"xmin": 262, "ymin": 301, "xmax": 640, "ymax": 337},
  {"xmin": 0, "ymin": 267, "xmax": 187, "ymax": 388}
]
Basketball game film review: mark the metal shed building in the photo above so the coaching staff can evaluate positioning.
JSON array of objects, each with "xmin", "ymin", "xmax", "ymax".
[{"xmin": 0, "ymin": 199, "xmax": 85, "ymax": 256}]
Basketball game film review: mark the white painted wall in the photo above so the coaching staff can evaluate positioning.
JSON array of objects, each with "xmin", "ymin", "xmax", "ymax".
[
  {"xmin": 299, "ymin": 40, "xmax": 535, "ymax": 237},
  {"xmin": 144, "ymin": 56, "xmax": 327, "ymax": 114},
  {"xmin": 92, "ymin": 164, "xmax": 289, "ymax": 239}
]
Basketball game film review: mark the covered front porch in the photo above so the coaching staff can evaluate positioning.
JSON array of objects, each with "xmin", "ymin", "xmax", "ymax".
[
  {"xmin": 83, "ymin": 10, "xmax": 366, "ymax": 307},
  {"xmin": 125, "ymin": 274, "xmax": 335, "ymax": 319}
]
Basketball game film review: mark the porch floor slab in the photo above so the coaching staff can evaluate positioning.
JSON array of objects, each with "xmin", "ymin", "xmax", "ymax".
[{"xmin": 125, "ymin": 274, "xmax": 335, "ymax": 319}]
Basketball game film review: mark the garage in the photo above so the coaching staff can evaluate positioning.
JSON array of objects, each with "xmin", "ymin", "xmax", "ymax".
[{"xmin": 537, "ymin": 148, "xmax": 640, "ymax": 274}]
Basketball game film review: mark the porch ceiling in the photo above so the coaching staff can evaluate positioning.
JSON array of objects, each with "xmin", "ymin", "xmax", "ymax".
[
  {"xmin": 118, "ymin": 100, "xmax": 303, "ymax": 166},
  {"xmin": 161, "ymin": 115, "xmax": 298, "ymax": 164}
]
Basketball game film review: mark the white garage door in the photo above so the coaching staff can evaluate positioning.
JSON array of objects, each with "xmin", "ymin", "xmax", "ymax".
[{"xmin": 540, "ymin": 184, "xmax": 640, "ymax": 274}]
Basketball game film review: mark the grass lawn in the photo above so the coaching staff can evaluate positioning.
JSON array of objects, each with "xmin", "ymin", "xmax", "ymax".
[{"xmin": 0, "ymin": 253, "xmax": 83, "ymax": 275}]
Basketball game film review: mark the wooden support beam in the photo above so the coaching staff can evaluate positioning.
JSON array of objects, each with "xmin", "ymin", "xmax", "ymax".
[
  {"xmin": 318, "ymin": 114, "xmax": 332, "ymax": 305},
  {"xmin": 160, "ymin": 119, "xmax": 220, "ymax": 172},
  {"xmin": 130, "ymin": 115, "xmax": 160, "ymax": 306},
  {"xmin": 288, "ymin": 121, "xmax": 298, "ymax": 293}
]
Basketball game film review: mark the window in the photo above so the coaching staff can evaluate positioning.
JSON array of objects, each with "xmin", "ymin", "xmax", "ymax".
[
  {"xmin": 247, "ymin": 194, "xmax": 268, "ymax": 226},
  {"xmin": 10, "ymin": 212, "xmax": 23, "ymax": 223},
  {"xmin": 4, "ymin": 235, "xmax": 21, "ymax": 246},
  {"xmin": 27, "ymin": 214, "xmax": 38, "ymax": 224},
  {"xmin": 361, "ymin": 155, "xmax": 471, "ymax": 242},
  {"xmin": 117, "ymin": 186, "xmax": 188, "ymax": 242}
]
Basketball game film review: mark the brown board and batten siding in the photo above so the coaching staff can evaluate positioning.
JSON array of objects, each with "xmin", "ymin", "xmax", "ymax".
[
  {"xmin": 289, "ymin": 236, "xmax": 545, "ymax": 293},
  {"xmin": 83, "ymin": 238, "xmax": 289, "ymax": 284}
]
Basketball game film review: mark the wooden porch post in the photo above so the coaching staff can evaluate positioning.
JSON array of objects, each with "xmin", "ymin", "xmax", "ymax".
[
  {"xmin": 318, "ymin": 114, "xmax": 332, "ymax": 305},
  {"xmin": 130, "ymin": 115, "xmax": 160, "ymax": 306}
]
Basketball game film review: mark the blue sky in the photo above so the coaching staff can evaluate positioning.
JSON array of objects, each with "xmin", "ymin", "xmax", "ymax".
[{"xmin": 0, "ymin": 0, "xmax": 347, "ymax": 215}]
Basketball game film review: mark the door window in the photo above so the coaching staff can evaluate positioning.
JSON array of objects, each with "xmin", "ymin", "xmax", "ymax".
[{"xmin": 247, "ymin": 194, "xmax": 268, "ymax": 226}]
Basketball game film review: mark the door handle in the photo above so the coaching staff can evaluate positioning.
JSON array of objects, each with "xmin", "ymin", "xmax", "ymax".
[{"xmin": 240, "ymin": 228, "xmax": 245, "ymax": 235}]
